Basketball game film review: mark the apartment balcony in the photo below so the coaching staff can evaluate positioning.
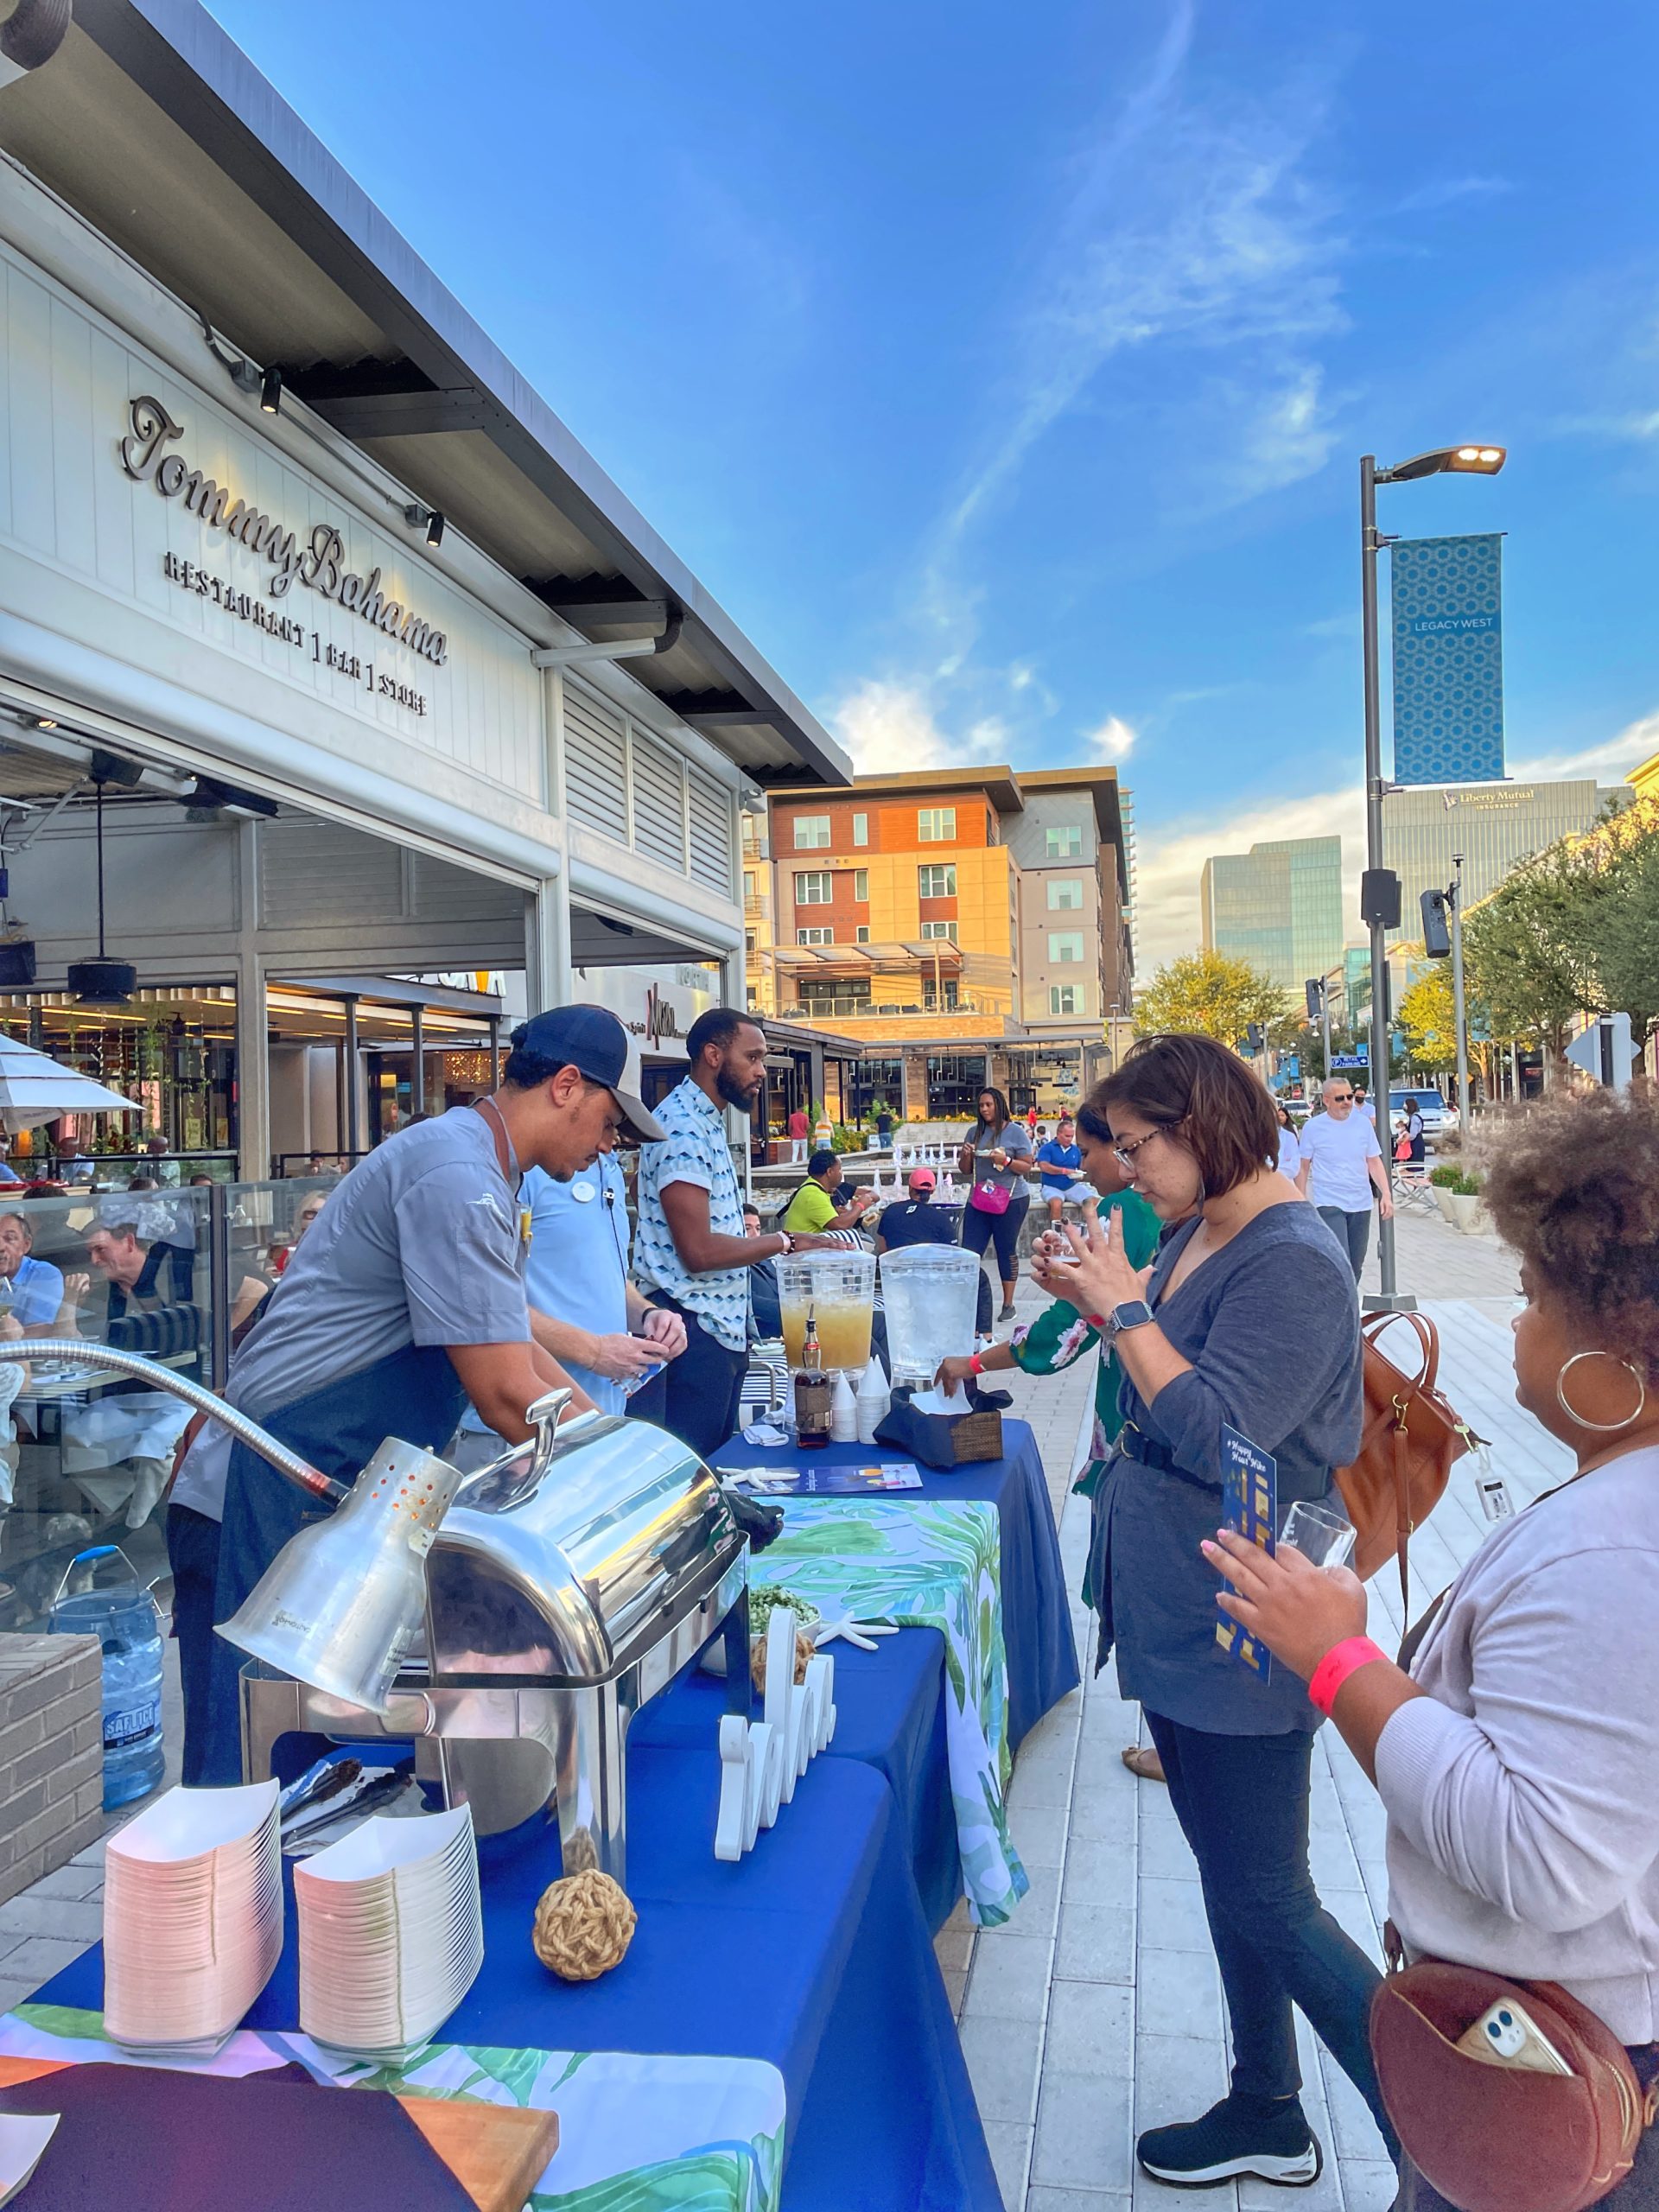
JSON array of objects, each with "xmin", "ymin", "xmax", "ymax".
[
  {"xmin": 743, "ymin": 894, "xmax": 770, "ymax": 919},
  {"xmin": 780, "ymin": 995, "xmax": 996, "ymax": 1021}
]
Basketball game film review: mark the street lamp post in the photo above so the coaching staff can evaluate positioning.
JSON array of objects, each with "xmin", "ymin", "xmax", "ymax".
[
  {"xmin": 1358, "ymin": 442, "xmax": 1504, "ymax": 1310},
  {"xmin": 1449, "ymin": 851, "xmax": 1471, "ymax": 1123}
]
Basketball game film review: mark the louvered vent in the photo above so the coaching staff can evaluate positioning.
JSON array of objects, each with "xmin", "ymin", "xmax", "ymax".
[
  {"xmin": 563, "ymin": 683, "xmax": 626, "ymax": 837},
  {"xmin": 631, "ymin": 731, "xmax": 686, "ymax": 872},
  {"xmin": 688, "ymin": 769, "xmax": 734, "ymax": 894},
  {"xmin": 259, "ymin": 818, "xmax": 403, "ymax": 926}
]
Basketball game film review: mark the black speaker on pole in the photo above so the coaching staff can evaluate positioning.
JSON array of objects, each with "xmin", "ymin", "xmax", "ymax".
[
  {"xmin": 0, "ymin": 941, "xmax": 37, "ymax": 988},
  {"xmin": 1359, "ymin": 868, "xmax": 1402, "ymax": 930}
]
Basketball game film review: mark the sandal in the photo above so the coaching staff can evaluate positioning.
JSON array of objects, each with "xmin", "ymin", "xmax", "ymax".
[{"xmin": 1122, "ymin": 1745, "xmax": 1166, "ymax": 1784}]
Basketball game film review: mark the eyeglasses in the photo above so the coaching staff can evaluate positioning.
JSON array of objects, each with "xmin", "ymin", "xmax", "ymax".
[{"xmin": 1111, "ymin": 1128, "xmax": 1166, "ymax": 1172}]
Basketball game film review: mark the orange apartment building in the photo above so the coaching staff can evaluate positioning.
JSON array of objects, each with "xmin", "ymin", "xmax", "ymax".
[{"xmin": 743, "ymin": 766, "xmax": 1134, "ymax": 1122}]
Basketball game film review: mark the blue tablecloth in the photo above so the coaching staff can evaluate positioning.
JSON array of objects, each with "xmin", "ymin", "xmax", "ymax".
[
  {"xmin": 717, "ymin": 1414, "xmax": 1078, "ymax": 1748},
  {"xmin": 633, "ymin": 1627, "xmax": 961, "ymax": 1929},
  {"xmin": 35, "ymin": 1740, "xmax": 1001, "ymax": 2212}
]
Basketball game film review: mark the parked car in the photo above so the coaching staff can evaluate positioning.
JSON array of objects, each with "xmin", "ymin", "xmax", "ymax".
[{"xmin": 1388, "ymin": 1090, "xmax": 1457, "ymax": 1139}]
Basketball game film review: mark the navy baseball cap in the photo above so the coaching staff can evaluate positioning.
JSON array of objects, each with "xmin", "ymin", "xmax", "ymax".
[{"xmin": 512, "ymin": 1005, "xmax": 666, "ymax": 1141}]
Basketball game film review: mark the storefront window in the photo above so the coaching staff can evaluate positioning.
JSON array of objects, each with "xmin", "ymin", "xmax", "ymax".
[
  {"xmin": 926, "ymin": 1054, "xmax": 988, "ymax": 1122},
  {"xmin": 0, "ymin": 991, "xmax": 238, "ymax": 1179}
]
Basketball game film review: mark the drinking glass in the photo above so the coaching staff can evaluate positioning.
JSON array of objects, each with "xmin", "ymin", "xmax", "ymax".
[{"xmin": 1279, "ymin": 1497, "xmax": 1357, "ymax": 1573}]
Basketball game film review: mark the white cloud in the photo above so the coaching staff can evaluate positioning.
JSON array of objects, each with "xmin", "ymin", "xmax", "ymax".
[
  {"xmin": 1128, "ymin": 705, "xmax": 1659, "ymax": 980},
  {"xmin": 940, "ymin": 11, "xmax": 1348, "ymax": 546},
  {"xmin": 1555, "ymin": 410, "xmax": 1659, "ymax": 445},
  {"xmin": 1085, "ymin": 714, "xmax": 1138, "ymax": 761},
  {"xmin": 1133, "ymin": 783, "xmax": 1364, "ymax": 975},
  {"xmin": 1391, "ymin": 175, "xmax": 1512, "ymax": 216},
  {"xmin": 830, "ymin": 679, "xmax": 1006, "ymax": 775}
]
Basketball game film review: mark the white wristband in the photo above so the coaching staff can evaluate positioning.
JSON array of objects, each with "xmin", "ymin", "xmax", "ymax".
[{"xmin": 775, "ymin": 1230, "xmax": 792, "ymax": 1255}]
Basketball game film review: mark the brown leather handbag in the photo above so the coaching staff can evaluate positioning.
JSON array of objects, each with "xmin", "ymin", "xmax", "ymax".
[
  {"xmin": 1372, "ymin": 1949, "xmax": 1656, "ymax": 2211},
  {"xmin": 1335, "ymin": 1311, "xmax": 1477, "ymax": 1604}
]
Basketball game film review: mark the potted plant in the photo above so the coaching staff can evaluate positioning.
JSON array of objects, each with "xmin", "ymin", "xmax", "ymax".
[
  {"xmin": 1428, "ymin": 1162, "xmax": 1463, "ymax": 1226},
  {"xmin": 1446, "ymin": 1169, "xmax": 1488, "ymax": 1236}
]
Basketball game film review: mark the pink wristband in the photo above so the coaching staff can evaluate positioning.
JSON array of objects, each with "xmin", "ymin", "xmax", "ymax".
[{"xmin": 1308, "ymin": 1637, "xmax": 1386, "ymax": 1716}]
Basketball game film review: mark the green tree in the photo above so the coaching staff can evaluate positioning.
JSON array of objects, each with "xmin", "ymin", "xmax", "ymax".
[
  {"xmin": 1397, "ymin": 969, "xmax": 1459, "ymax": 1075},
  {"xmin": 1581, "ymin": 804, "xmax": 1659, "ymax": 1048},
  {"xmin": 1463, "ymin": 842, "xmax": 1609, "ymax": 1063},
  {"xmin": 1132, "ymin": 950, "xmax": 1293, "ymax": 1051}
]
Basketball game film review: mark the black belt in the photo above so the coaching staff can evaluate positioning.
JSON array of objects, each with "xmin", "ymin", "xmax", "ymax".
[{"xmin": 1116, "ymin": 1420, "xmax": 1176, "ymax": 1473}]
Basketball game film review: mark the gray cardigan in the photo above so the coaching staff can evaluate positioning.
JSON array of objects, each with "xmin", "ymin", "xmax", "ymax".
[
  {"xmin": 1378, "ymin": 1442, "xmax": 1659, "ymax": 2044},
  {"xmin": 1092, "ymin": 1202, "xmax": 1363, "ymax": 1734}
]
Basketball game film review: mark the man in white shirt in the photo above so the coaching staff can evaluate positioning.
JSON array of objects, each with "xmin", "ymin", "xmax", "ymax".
[{"xmin": 1296, "ymin": 1076, "xmax": 1392, "ymax": 1281}]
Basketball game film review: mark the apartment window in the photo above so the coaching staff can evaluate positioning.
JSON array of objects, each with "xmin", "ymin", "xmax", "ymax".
[
  {"xmin": 794, "ymin": 870, "xmax": 832, "ymax": 905},
  {"xmin": 918, "ymin": 862, "xmax": 957, "ymax": 899},
  {"xmin": 853, "ymin": 868, "xmax": 869, "ymax": 902},
  {"xmin": 1046, "ymin": 824, "xmax": 1084, "ymax": 860},
  {"xmin": 1050, "ymin": 984, "xmax": 1083, "ymax": 1016},
  {"xmin": 923, "ymin": 980, "xmax": 961, "ymax": 1012},
  {"xmin": 1047, "ymin": 878, "xmax": 1083, "ymax": 911},
  {"xmin": 794, "ymin": 815, "xmax": 830, "ymax": 849},
  {"xmin": 918, "ymin": 807, "xmax": 957, "ymax": 842},
  {"xmin": 855, "ymin": 925, "xmax": 870, "ymax": 944},
  {"xmin": 1049, "ymin": 931, "xmax": 1084, "ymax": 963},
  {"xmin": 745, "ymin": 931, "xmax": 756, "ymax": 952},
  {"xmin": 742, "ymin": 869, "xmax": 758, "ymax": 899},
  {"xmin": 852, "ymin": 812, "xmax": 868, "ymax": 847},
  {"xmin": 797, "ymin": 926, "xmax": 835, "ymax": 945},
  {"xmin": 921, "ymin": 919, "xmax": 958, "ymax": 941}
]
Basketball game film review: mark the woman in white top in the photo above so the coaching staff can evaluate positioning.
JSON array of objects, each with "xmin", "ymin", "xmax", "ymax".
[{"xmin": 1207, "ymin": 1089, "xmax": 1659, "ymax": 2208}]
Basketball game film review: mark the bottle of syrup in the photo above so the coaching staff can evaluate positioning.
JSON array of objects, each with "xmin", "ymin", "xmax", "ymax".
[{"xmin": 794, "ymin": 1306, "xmax": 831, "ymax": 1449}]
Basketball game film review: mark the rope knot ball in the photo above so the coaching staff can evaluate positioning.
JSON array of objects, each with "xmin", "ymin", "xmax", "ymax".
[{"xmin": 532, "ymin": 1869, "xmax": 637, "ymax": 1981}]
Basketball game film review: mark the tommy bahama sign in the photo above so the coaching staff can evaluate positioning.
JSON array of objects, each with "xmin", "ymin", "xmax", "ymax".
[{"xmin": 118, "ymin": 394, "xmax": 449, "ymax": 667}]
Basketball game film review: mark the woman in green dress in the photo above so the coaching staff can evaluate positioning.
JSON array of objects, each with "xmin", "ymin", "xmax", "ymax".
[{"xmin": 938, "ymin": 1083, "xmax": 1168, "ymax": 1775}]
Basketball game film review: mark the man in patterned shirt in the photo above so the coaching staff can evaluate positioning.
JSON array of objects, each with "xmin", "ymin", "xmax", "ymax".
[{"xmin": 636, "ymin": 1007, "xmax": 840, "ymax": 1455}]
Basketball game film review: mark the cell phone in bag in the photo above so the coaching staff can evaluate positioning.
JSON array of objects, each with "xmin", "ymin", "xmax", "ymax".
[{"xmin": 1454, "ymin": 1997, "xmax": 1573, "ymax": 2075}]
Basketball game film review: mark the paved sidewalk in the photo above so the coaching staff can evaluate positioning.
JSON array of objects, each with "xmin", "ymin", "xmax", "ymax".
[
  {"xmin": 951, "ymin": 1208, "xmax": 1548, "ymax": 2210},
  {"xmin": 0, "ymin": 1211, "xmax": 1542, "ymax": 2212}
]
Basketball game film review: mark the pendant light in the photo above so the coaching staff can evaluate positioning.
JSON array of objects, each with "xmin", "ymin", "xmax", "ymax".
[{"xmin": 67, "ymin": 777, "xmax": 137, "ymax": 1006}]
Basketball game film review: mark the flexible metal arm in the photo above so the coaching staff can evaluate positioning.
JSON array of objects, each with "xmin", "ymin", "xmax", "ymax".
[{"xmin": 0, "ymin": 1340, "xmax": 346, "ymax": 1502}]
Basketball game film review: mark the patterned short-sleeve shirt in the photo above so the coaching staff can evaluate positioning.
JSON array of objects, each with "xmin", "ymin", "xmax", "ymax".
[{"xmin": 634, "ymin": 1076, "xmax": 751, "ymax": 1351}]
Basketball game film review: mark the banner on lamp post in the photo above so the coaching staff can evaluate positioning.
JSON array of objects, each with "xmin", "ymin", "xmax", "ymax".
[{"xmin": 1389, "ymin": 532, "xmax": 1504, "ymax": 785}]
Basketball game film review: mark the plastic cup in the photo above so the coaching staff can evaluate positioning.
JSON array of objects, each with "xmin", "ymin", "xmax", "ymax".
[{"xmin": 1279, "ymin": 1498, "xmax": 1357, "ymax": 1573}]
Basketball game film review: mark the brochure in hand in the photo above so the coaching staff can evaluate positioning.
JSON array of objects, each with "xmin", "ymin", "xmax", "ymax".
[{"xmin": 1215, "ymin": 1423, "xmax": 1276, "ymax": 1680}]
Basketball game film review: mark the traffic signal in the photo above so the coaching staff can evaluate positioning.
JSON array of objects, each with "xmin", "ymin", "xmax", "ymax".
[
  {"xmin": 1304, "ymin": 979, "xmax": 1324, "ymax": 1020},
  {"xmin": 1245, "ymin": 1022, "xmax": 1266, "ymax": 1054},
  {"xmin": 1420, "ymin": 888, "xmax": 1452, "ymax": 958}
]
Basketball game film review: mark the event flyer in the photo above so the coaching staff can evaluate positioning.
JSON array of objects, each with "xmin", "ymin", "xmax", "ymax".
[
  {"xmin": 1215, "ymin": 1424, "xmax": 1276, "ymax": 1679},
  {"xmin": 724, "ymin": 1464, "xmax": 924, "ymax": 1496}
]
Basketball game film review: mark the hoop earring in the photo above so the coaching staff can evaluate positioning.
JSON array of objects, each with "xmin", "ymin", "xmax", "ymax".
[{"xmin": 1555, "ymin": 1351, "xmax": 1648, "ymax": 1433}]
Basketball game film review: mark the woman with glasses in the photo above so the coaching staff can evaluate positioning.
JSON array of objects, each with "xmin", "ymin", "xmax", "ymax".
[{"xmin": 1042, "ymin": 1034, "xmax": 1388, "ymax": 2192}]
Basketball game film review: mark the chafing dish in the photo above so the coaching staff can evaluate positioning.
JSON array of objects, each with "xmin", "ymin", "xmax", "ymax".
[{"xmin": 239, "ymin": 1401, "xmax": 751, "ymax": 1884}]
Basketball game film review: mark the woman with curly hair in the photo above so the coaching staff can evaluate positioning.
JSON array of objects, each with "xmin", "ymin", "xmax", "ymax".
[{"xmin": 1208, "ymin": 1088, "xmax": 1659, "ymax": 2208}]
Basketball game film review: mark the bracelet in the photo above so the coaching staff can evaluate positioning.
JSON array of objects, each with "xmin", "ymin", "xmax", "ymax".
[
  {"xmin": 774, "ymin": 1230, "xmax": 792, "ymax": 1255},
  {"xmin": 1084, "ymin": 1313, "xmax": 1108, "ymax": 1332},
  {"xmin": 968, "ymin": 1352, "xmax": 984, "ymax": 1377},
  {"xmin": 1308, "ymin": 1637, "xmax": 1387, "ymax": 1716}
]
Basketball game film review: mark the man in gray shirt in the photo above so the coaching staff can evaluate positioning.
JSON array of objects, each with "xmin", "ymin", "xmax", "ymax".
[{"xmin": 175, "ymin": 1003, "xmax": 664, "ymax": 1784}]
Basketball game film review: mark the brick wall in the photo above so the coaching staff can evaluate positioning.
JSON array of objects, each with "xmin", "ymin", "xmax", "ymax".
[{"xmin": 0, "ymin": 1634, "xmax": 105, "ymax": 1906}]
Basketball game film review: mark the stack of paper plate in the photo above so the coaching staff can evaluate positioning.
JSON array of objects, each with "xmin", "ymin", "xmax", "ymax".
[
  {"xmin": 295, "ymin": 1803, "xmax": 483, "ymax": 2057},
  {"xmin": 103, "ymin": 1780, "xmax": 283, "ymax": 2053}
]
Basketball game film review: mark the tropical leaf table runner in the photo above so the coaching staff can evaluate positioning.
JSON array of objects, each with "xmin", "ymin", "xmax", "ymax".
[
  {"xmin": 0, "ymin": 2005, "xmax": 786, "ymax": 2212},
  {"xmin": 756, "ymin": 1497, "xmax": 1029, "ymax": 1927}
]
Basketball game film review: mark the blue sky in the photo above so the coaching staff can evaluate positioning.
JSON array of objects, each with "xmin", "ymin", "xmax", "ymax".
[{"xmin": 206, "ymin": 0, "xmax": 1659, "ymax": 963}]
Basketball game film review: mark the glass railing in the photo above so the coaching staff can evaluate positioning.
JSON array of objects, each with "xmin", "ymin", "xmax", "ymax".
[{"xmin": 0, "ymin": 1175, "xmax": 342, "ymax": 1630}]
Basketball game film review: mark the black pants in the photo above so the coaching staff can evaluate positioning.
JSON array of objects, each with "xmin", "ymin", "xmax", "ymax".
[
  {"xmin": 1316, "ymin": 1205, "xmax": 1371, "ymax": 1282},
  {"xmin": 1144, "ymin": 1710, "xmax": 1396, "ymax": 2155},
  {"xmin": 960, "ymin": 1193, "xmax": 1029, "ymax": 1285},
  {"xmin": 650, "ymin": 1300, "xmax": 747, "ymax": 1460},
  {"xmin": 165, "ymin": 1501, "xmax": 221, "ymax": 1788}
]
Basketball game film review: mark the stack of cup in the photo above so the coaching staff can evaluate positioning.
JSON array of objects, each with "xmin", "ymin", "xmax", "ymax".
[
  {"xmin": 103, "ymin": 1780, "xmax": 283, "ymax": 2052},
  {"xmin": 295, "ymin": 1804, "xmax": 483, "ymax": 2057}
]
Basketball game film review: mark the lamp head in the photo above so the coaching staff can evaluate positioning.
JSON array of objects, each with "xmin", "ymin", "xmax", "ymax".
[
  {"xmin": 1378, "ymin": 443, "xmax": 1506, "ymax": 484},
  {"xmin": 218, "ymin": 1438, "xmax": 465, "ymax": 1712}
]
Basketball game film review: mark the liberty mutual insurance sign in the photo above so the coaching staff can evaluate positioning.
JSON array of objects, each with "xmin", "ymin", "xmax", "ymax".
[{"xmin": 1389, "ymin": 532, "xmax": 1504, "ymax": 785}]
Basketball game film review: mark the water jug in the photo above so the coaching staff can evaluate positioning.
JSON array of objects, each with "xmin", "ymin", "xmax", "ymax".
[
  {"xmin": 879, "ymin": 1244, "xmax": 982, "ymax": 1382},
  {"xmin": 777, "ymin": 1249, "xmax": 875, "ymax": 1372},
  {"xmin": 48, "ymin": 1545, "xmax": 165, "ymax": 1808}
]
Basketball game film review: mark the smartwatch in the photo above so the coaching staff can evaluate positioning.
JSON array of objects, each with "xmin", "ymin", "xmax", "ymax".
[{"xmin": 1106, "ymin": 1299, "xmax": 1155, "ymax": 1341}]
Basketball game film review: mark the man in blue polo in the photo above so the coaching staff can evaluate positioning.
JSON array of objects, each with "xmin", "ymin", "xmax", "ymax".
[{"xmin": 175, "ymin": 1003, "xmax": 664, "ymax": 1784}]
